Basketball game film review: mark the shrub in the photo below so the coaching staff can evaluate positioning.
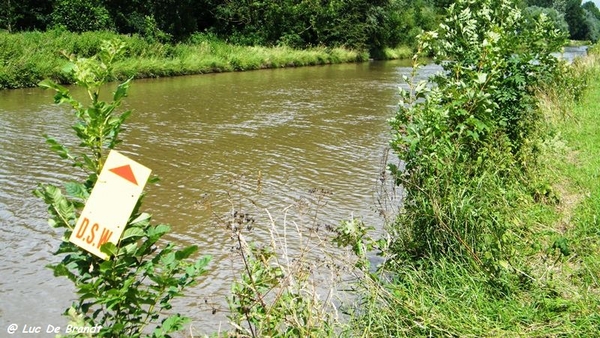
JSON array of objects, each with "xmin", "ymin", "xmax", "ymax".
[
  {"xmin": 35, "ymin": 40, "xmax": 210, "ymax": 337},
  {"xmin": 388, "ymin": 0, "xmax": 567, "ymax": 270}
]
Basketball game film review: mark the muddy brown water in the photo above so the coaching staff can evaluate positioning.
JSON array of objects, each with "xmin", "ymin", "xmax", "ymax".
[{"xmin": 0, "ymin": 47, "xmax": 586, "ymax": 335}]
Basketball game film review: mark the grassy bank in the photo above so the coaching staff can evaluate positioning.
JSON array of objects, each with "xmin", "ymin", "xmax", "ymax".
[
  {"xmin": 0, "ymin": 29, "xmax": 389, "ymax": 89},
  {"xmin": 346, "ymin": 52, "xmax": 600, "ymax": 337}
]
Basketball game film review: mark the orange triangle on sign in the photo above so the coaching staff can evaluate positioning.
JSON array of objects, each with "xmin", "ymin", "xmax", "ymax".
[{"xmin": 109, "ymin": 164, "xmax": 138, "ymax": 185}]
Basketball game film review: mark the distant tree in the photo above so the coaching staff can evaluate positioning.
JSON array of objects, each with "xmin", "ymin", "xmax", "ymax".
[
  {"xmin": 584, "ymin": 8, "xmax": 600, "ymax": 41},
  {"xmin": 432, "ymin": 0, "xmax": 455, "ymax": 10},
  {"xmin": 553, "ymin": 0, "xmax": 568, "ymax": 13},
  {"xmin": 525, "ymin": 0, "xmax": 568, "ymax": 13},
  {"xmin": 0, "ymin": 0, "xmax": 18, "ymax": 32},
  {"xmin": 583, "ymin": 1, "xmax": 600, "ymax": 19},
  {"xmin": 51, "ymin": 0, "xmax": 114, "ymax": 32},
  {"xmin": 1, "ymin": 0, "xmax": 52, "ymax": 32},
  {"xmin": 564, "ymin": 0, "xmax": 590, "ymax": 39},
  {"xmin": 582, "ymin": 1, "xmax": 600, "ymax": 41},
  {"xmin": 524, "ymin": 5, "xmax": 570, "ymax": 34},
  {"xmin": 527, "ymin": 0, "xmax": 554, "ymax": 6},
  {"xmin": 19, "ymin": 0, "xmax": 52, "ymax": 30},
  {"xmin": 102, "ymin": 0, "xmax": 152, "ymax": 35},
  {"xmin": 210, "ymin": 0, "xmax": 403, "ymax": 49}
]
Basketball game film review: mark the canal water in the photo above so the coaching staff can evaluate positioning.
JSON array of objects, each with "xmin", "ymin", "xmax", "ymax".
[
  {"xmin": 0, "ymin": 59, "xmax": 427, "ymax": 334},
  {"xmin": 0, "ymin": 46, "xmax": 586, "ymax": 335}
]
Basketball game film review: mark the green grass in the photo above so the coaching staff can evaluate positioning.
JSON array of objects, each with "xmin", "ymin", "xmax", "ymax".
[
  {"xmin": 345, "ymin": 55, "xmax": 600, "ymax": 338},
  {"xmin": 0, "ymin": 30, "xmax": 373, "ymax": 89},
  {"xmin": 567, "ymin": 39, "xmax": 592, "ymax": 47},
  {"xmin": 550, "ymin": 65, "xmax": 600, "ymax": 294},
  {"xmin": 380, "ymin": 46, "xmax": 413, "ymax": 60}
]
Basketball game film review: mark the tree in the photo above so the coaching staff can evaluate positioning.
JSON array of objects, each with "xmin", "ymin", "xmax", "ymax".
[
  {"xmin": 1, "ymin": 0, "xmax": 52, "ymax": 32},
  {"xmin": 51, "ymin": 0, "xmax": 114, "ymax": 32},
  {"xmin": 0, "ymin": 0, "xmax": 18, "ymax": 32},
  {"xmin": 524, "ymin": 6, "xmax": 570, "ymax": 34},
  {"xmin": 582, "ymin": 1, "xmax": 600, "ymax": 41},
  {"xmin": 583, "ymin": 0, "xmax": 600, "ymax": 19},
  {"xmin": 564, "ymin": 0, "xmax": 590, "ymax": 39}
]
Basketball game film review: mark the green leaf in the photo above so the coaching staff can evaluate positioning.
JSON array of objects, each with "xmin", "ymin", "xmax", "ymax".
[
  {"xmin": 149, "ymin": 224, "xmax": 171, "ymax": 239},
  {"xmin": 148, "ymin": 175, "xmax": 161, "ymax": 184},
  {"xmin": 155, "ymin": 314, "xmax": 190, "ymax": 335},
  {"xmin": 122, "ymin": 227, "xmax": 145, "ymax": 241},
  {"xmin": 476, "ymin": 72, "xmax": 487, "ymax": 84},
  {"xmin": 39, "ymin": 79, "xmax": 67, "ymax": 93},
  {"xmin": 82, "ymin": 154, "xmax": 97, "ymax": 172},
  {"xmin": 113, "ymin": 78, "xmax": 132, "ymax": 102},
  {"xmin": 160, "ymin": 252, "xmax": 176, "ymax": 266},
  {"xmin": 130, "ymin": 213, "xmax": 151, "ymax": 226},
  {"xmin": 65, "ymin": 182, "xmax": 89, "ymax": 200},
  {"xmin": 45, "ymin": 136, "xmax": 72, "ymax": 160},
  {"xmin": 118, "ymin": 243, "xmax": 138, "ymax": 256},
  {"xmin": 175, "ymin": 245, "xmax": 198, "ymax": 260},
  {"xmin": 100, "ymin": 242, "xmax": 118, "ymax": 257},
  {"xmin": 195, "ymin": 255, "xmax": 211, "ymax": 270}
]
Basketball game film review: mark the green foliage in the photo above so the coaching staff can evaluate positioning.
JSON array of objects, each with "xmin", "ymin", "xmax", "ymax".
[
  {"xmin": 388, "ymin": 0, "xmax": 566, "ymax": 270},
  {"xmin": 224, "ymin": 209, "xmax": 338, "ymax": 337},
  {"xmin": 51, "ymin": 0, "xmax": 114, "ymax": 33},
  {"xmin": 0, "ymin": 30, "xmax": 367, "ymax": 89},
  {"xmin": 565, "ymin": 0, "xmax": 590, "ymax": 40},
  {"xmin": 524, "ymin": 5, "xmax": 570, "ymax": 34},
  {"xmin": 583, "ymin": 6, "xmax": 600, "ymax": 42},
  {"xmin": 1, "ymin": 0, "xmax": 443, "ymax": 51},
  {"xmin": 343, "ymin": 47, "xmax": 600, "ymax": 338},
  {"xmin": 210, "ymin": 0, "xmax": 440, "ymax": 50},
  {"xmin": 583, "ymin": 0, "xmax": 600, "ymax": 20},
  {"xmin": 527, "ymin": 0, "xmax": 600, "ymax": 42},
  {"xmin": 0, "ymin": 0, "xmax": 52, "ymax": 32},
  {"xmin": 34, "ymin": 40, "xmax": 210, "ymax": 337}
]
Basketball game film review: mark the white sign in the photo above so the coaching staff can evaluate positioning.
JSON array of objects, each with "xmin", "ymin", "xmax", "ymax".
[{"xmin": 70, "ymin": 150, "xmax": 151, "ymax": 259}]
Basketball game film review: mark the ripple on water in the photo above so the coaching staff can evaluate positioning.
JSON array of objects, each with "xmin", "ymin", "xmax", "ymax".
[{"xmin": 0, "ymin": 60, "xmax": 429, "ymax": 333}]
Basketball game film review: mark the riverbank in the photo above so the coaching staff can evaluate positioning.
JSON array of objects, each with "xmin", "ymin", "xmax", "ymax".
[
  {"xmin": 346, "ymin": 50, "xmax": 600, "ymax": 337},
  {"xmin": 0, "ymin": 29, "xmax": 413, "ymax": 90}
]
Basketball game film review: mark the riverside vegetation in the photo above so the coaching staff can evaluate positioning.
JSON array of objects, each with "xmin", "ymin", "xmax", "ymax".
[
  {"xmin": 0, "ymin": 0, "xmax": 439, "ymax": 90},
  {"xmin": 343, "ymin": 0, "xmax": 600, "ymax": 336},
  {"xmin": 4, "ymin": 0, "xmax": 600, "ymax": 90},
  {"xmin": 0, "ymin": 29, "xmax": 375, "ymax": 89},
  {"xmin": 34, "ymin": 0, "xmax": 600, "ymax": 337}
]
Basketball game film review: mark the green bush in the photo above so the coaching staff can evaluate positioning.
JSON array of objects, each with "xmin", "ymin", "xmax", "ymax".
[
  {"xmin": 35, "ymin": 40, "xmax": 211, "ymax": 337},
  {"xmin": 51, "ymin": 0, "xmax": 114, "ymax": 33},
  {"xmin": 388, "ymin": 0, "xmax": 567, "ymax": 269}
]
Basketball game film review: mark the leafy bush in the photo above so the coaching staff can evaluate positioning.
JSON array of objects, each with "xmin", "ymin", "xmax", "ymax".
[
  {"xmin": 388, "ymin": 0, "xmax": 567, "ymax": 270},
  {"xmin": 35, "ymin": 40, "xmax": 210, "ymax": 337},
  {"xmin": 51, "ymin": 0, "xmax": 114, "ymax": 33}
]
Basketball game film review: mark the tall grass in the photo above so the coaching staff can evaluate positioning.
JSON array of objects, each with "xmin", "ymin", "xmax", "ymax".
[
  {"xmin": 344, "ymin": 49, "xmax": 600, "ymax": 338},
  {"xmin": 0, "ymin": 30, "xmax": 372, "ymax": 89}
]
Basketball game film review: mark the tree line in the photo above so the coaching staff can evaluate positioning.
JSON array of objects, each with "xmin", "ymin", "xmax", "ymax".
[
  {"xmin": 526, "ymin": 0, "xmax": 600, "ymax": 42},
  {"xmin": 0, "ymin": 0, "xmax": 444, "ymax": 51},
  {"xmin": 1, "ymin": 0, "xmax": 598, "ymax": 50}
]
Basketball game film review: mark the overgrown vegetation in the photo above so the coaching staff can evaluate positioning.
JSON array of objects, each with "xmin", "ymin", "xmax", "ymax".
[
  {"xmin": 0, "ymin": 0, "xmax": 443, "ymax": 48},
  {"xmin": 3, "ymin": 1, "xmax": 599, "ymax": 46},
  {"xmin": 525, "ymin": 0, "xmax": 600, "ymax": 43},
  {"xmin": 4, "ymin": 1, "xmax": 600, "ymax": 90},
  {"xmin": 178, "ymin": 170, "xmax": 350, "ymax": 337},
  {"xmin": 389, "ymin": 0, "xmax": 566, "ymax": 269},
  {"xmin": 35, "ymin": 40, "xmax": 211, "ymax": 337},
  {"xmin": 336, "ymin": 0, "xmax": 600, "ymax": 336},
  {"xmin": 0, "ymin": 29, "xmax": 368, "ymax": 89}
]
